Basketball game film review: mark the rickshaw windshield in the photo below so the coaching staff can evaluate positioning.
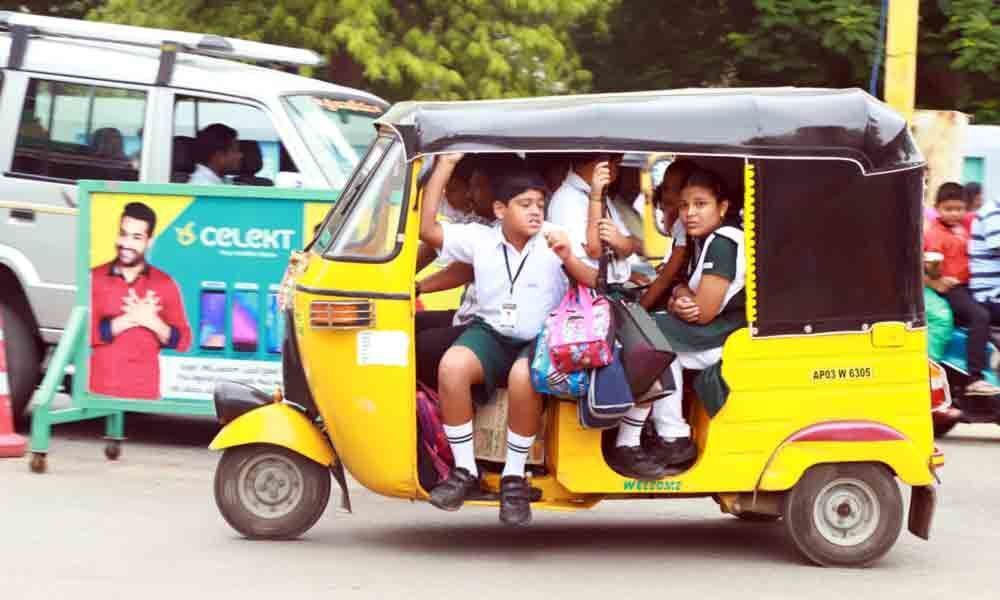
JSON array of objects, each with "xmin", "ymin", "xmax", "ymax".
[{"xmin": 317, "ymin": 139, "xmax": 408, "ymax": 262}]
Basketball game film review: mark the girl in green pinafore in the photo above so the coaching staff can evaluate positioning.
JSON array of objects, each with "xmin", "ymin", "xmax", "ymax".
[{"xmin": 646, "ymin": 169, "xmax": 746, "ymax": 468}]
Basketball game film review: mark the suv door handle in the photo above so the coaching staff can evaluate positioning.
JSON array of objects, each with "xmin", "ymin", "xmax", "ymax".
[
  {"xmin": 61, "ymin": 188, "xmax": 78, "ymax": 208},
  {"xmin": 9, "ymin": 208, "xmax": 35, "ymax": 223}
]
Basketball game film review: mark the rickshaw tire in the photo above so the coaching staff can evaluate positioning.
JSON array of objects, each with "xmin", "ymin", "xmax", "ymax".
[
  {"xmin": 214, "ymin": 444, "xmax": 331, "ymax": 540},
  {"xmin": 933, "ymin": 421, "xmax": 957, "ymax": 438},
  {"xmin": 782, "ymin": 463, "xmax": 903, "ymax": 568}
]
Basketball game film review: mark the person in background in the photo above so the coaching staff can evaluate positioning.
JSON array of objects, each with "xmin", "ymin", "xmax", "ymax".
[
  {"xmin": 189, "ymin": 123, "xmax": 242, "ymax": 185},
  {"xmin": 928, "ymin": 182, "xmax": 1000, "ymax": 397},
  {"xmin": 964, "ymin": 181, "xmax": 984, "ymax": 230},
  {"xmin": 640, "ymin": 159, "xmax": 697, "ymax": 310},
  {"xmin": 548, "ymin": 153, "xmax": 641, "ymax": 286}
]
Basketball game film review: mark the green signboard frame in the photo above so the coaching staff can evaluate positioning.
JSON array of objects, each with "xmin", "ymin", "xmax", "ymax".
[{"xmin": 29, "ymin": 180, "xmax": 337, "ymax": 470}]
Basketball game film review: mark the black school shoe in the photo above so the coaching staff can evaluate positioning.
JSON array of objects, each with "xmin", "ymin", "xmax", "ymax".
[
  {"xmin": 429, "ymin": 467, "xmax": 481, "ymax": 511},
  {"xmin": 647, "ymin": 436, "xmax": 697, "ymax": 468},
  {"xmin": 607, "ymin": 445, "xmax": 669, "ymax": 480},
  {"xmin": 499, "ymin": 476, "xmax": 533, "ymax": 526}
]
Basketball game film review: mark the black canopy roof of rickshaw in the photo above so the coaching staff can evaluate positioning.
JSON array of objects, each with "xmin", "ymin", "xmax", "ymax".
[{"xmin": 376, "ymin": 87, "xmax": 924, "ymax": 174}]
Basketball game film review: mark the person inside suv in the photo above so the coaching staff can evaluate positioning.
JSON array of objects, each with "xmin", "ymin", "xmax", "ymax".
[{"xmin": 189, "ymin": 123, "xmax": 243, "ymax": 185}]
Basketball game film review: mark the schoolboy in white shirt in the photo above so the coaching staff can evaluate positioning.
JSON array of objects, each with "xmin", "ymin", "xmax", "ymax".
[{"xmin": 419, "ymin": 153, "xmax": 597, "ymax": 526}]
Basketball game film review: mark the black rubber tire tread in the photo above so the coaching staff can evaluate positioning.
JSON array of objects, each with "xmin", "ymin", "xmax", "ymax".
[
  {"xmin": 933, "ymin": 420, "xmax": 957, "ymax": 438},
  {"xmin": 734, "ymin": 511, "xmax": 781, "ymax": 522},
  {"xmin": 0, "ymin": 297, "xmax": 42, "ymax": 423},
  {"xmin": 214, "ymin": 444, "xmax": 331, "ymax": 540},
  {"xmin": 783, "ymin": 463, "xmax": 903, "ymax": 568}
]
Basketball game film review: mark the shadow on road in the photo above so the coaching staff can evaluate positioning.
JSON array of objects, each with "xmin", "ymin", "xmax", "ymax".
[
  {"xmin": 23, "ymin": 412, "xmax": 221, "ymax": 448},
  {"xmin": 322, "ymin": 518, "xmax": 799, "ymax": 564},
  {"xmin": 939, "ymin": 433, "xmax": 1000, "ymax": 446}
]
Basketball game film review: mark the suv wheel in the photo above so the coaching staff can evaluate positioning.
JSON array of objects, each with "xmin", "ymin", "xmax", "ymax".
[{"xmin": 0, "ymin": 298, "xmax": 43, "ymax": 423}]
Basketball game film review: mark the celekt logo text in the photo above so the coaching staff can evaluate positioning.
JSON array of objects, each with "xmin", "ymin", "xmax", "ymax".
[{"xmin": 175, "ymin": 222, "xmax": 295, "ymax": 250}]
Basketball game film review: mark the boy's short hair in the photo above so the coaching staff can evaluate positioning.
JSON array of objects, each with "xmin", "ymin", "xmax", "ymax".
[
  {"xmin": 490, "ymin": 168, "xmax": 549, "ymax": 205},
  {"xmin": 936, "ymin": 182, "xmax": 966, "ymax": 205},
  {"xmin": 195, "ymin": 123, "xmax": 238, "ymax": 164},
  {"xmin": 965, "ymin": 181, "xmax": 983, "ymax": 201}
]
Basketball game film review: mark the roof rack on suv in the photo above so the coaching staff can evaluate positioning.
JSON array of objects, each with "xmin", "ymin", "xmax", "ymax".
[{"xmin": 0, "ymin": 11, "xmax": 324, "ymax": 85}]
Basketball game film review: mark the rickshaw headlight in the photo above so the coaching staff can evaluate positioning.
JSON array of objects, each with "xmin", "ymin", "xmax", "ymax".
[{"xmin": 309, "ymin": 300, "xmax": 374, "ymax": 329}]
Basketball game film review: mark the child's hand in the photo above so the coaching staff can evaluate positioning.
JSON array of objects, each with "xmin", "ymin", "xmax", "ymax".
[
  {"xmin": 597, "ymin": 218, "xmax": 630, "ymax": 254},
  {"xmin": 590, "ymin": 161, "xmax": 611, "ymax": 200},
  {"xmin": 674, "ymin": 296, "xmax": 701, "ymax": 323},
  {"xmin": 930, "ymin": 276, "xmax": 959, "ymax": 293},
  {"xmin": 545, "ymin": 228, "xmax": 572, "ymax": 260}
]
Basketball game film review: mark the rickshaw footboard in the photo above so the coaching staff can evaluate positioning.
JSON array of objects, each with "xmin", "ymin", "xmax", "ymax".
[{"xmin": 908, "ymin": 485, "xmax": 936, "ymax": 540}]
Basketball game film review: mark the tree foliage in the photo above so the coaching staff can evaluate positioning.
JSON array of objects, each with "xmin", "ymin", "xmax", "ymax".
[{"xmin": 89, "ymin": 0, "xmax": 612, "ymax": 101}]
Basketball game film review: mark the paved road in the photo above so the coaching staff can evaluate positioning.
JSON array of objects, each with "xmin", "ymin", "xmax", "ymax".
[{"xmin": 2, "ymin": 415, "xmax": 998, "ymax": 600}]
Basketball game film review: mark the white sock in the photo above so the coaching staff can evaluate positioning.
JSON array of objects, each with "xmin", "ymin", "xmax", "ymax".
[
  {"xmin": 443, "ymin": 421, "xmax": 477, "ymax": 477},
  {"xmin": 501, "ymin": 429, "xmax": 535, "ymax": 479},
  {"xmin": 616, "ymin": 405, "xmax": 651, "ymax": 448}
]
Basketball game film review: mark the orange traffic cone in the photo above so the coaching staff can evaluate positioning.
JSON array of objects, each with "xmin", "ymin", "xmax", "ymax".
[{"xmin": 0, "ymin": 312, "xmax": 27, "ymax": 458}]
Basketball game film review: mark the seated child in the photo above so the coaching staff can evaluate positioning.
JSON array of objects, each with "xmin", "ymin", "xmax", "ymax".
[
  {"xmin": 630, "ymin": 169, "xmax": 746, "ymax": 471},
  {"xmin": 926, "ymin": 182, "xmax": 1000, "ymax": 397},
  {"xmin": 418, "ymin": 152, "xmax": 597, "ymax": 526}
]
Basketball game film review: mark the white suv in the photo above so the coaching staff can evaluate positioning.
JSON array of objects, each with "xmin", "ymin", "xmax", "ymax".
[{"xmin": 0, "ymin": 12, "xmax": 388, "ymax": 419}]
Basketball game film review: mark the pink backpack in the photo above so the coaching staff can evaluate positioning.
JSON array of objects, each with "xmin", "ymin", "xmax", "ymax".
[
  {"xmin": 546, "ymin": 283, "xmax": 614, "ymax": 373},
  {"xmin": 416, "ymin": 382, "xmax": 454, "ymax": 484}
]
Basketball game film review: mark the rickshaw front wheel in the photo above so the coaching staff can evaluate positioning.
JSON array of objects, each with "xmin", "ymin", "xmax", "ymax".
[
  {"xmin": 214, "ymin": 444, "xmax": 331, "ymax": 540},
  {"xmin": 783, "ymin": 463, "xmax": 902, "ymax": 568}
]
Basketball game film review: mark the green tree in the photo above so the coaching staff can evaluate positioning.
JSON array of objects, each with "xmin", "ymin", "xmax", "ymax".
[
  {"xmin": 10, "ymin": 1, "xmax": 103, "ymax": 18},
  {"xmin": 89, "ymin": 0, "xmax": 613, "ymax": 101},
  {"xmin": 578, "ymin": 0, "xmax": 999, "ymax": 124}
]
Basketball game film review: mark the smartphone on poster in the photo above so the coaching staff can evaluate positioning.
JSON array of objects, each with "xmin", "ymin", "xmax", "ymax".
[
  {"xmin": 231, "ymin": 284, "xmax": 260, "ymax": 353},
  {"xmin": 198, "ymin": 284, "xmax": 227, "ymax": 350}
]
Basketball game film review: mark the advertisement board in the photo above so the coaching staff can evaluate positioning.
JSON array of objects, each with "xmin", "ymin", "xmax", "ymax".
[{"xmin": 29, "ymin": 181, "xmax": 336, "ymax": 461}]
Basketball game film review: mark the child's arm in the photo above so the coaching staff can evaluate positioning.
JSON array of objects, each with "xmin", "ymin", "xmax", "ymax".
[
  {"xmin": 547, "ymin": 228, "xmax": 599, "ymax": 288},
  {"xmin": 640, "ymin": 243, "xmax": 688, "ymax": 310},
  {"xmin": 416, "ymin": 243, "xmax": 438, "ymax": 273},
  {"xmin": 584, "ymin": 162, "xmax": 611, "ymax": 260},
  {"xmin": 419, "ymin": 153, "xmax": 463, "ymax": 250},
  {"xmin": 417, "ymin": 262, "xmax": 475, "ymax": 295}
]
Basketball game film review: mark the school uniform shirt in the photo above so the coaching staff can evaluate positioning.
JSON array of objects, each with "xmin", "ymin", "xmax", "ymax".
[
  {"xmin": 437, "ymin": 196, "xmax": 496, "ymax": 326},
  {"xmin": 547, "ymin": 171, "xmax": 632, "ymax": 284},
  {"xmin": 663, "ymin": 218, "xmax": 687, "ymax": 262},
  {"xmin": 970, "ymin": 201, "xmax": 1000, "ymax": 302},
  {"xmin": 90, "ymin": 262, "xmax": 192, "ymax": 399},
  {"xmin": 188, "ymin": 164, "xmax": 226, "ymax": 185},
  {"xmin": 924, "ymin": 218, "xmax": 971, "ymax": 284},
  {"xmin": 439, "ymin": 222, "xmax": 569, "ymax": 342},
  {"xmin": 655, "ymin": 226, "xmax": 746, "ymax": 353}
]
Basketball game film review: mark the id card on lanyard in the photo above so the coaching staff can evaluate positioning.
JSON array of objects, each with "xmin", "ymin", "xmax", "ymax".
[{"xmin": 500, "ymin": 245, "xmax": 530, "ymax": 333}]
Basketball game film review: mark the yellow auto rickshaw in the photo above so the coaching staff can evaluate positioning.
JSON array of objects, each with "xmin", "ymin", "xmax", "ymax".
[{"xmin": 209, "ymin": 88, "xmax": 942, "ymax": 567}]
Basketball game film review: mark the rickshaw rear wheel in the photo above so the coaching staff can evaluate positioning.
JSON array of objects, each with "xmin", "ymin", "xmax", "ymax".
[
  {"xmin": 783, "ymin": 463, "xmax": 902, "ymax": 568},
  {"xmin": 214, "ymin": 444, "xmax": 331, "ymax": 540}
]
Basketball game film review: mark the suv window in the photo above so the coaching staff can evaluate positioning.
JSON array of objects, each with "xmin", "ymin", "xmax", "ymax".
[
  {"xmin": 323, "ymin": 139, "xmax": 407, "ymax": 261},
  {"xmin": 13, "ymin": 79, "xmax": 146, "ymax": 181},
  {"xmin": 173, "ymin": 95, "xmax": 297, "ymax": 186}
]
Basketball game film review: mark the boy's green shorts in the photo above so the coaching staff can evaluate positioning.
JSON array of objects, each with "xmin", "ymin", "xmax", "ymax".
[{"xmin": 452, "ymin": 319, "xmax": 534, "ymax": 405}]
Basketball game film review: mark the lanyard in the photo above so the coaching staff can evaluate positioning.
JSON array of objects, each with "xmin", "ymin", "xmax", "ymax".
[{"xmin": 502, "ymin": 245, "xmax": 530, "ymax": 296}]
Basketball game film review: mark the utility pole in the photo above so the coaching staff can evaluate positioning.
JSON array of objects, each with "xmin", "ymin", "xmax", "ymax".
[{"xmin": 884, "ymin": 0, "xmax": 919, "ymax": 122}]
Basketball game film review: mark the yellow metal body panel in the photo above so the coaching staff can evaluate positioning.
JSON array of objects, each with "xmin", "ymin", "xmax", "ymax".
[
  {"xmin": 209, "ymin": 403, "xmax": 335, "ymax": 466},
  {"xmin": 551, "ymin": 327, "xmax": 936, "ymax": 495},
  {"xmin": 291, "ymin": 161, "xmax": 422, "ymax": 500},
  {"xmin": 885, "ymin": 0, "xmax": 919, "ymax": 122}
]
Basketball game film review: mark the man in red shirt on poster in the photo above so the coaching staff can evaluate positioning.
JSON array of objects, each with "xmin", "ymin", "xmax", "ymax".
[{"xmin": 90, "ymin": 202, "xmax": 191, "ymax": 399}]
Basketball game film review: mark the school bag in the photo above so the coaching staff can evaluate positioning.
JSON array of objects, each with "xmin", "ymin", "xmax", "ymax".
[
  {"xmin": 579, "ymin": 346, "xmax": 635, "ymax": 429},
  {"xmin": 546, "ymin": 283, "xmax": 614, "ymax": 373},
  {"xmin": 416, "ymin": 382, "xmax": 454, "ymax": 487},
  {"xmin": 530, "ymin": 327, "xmax": 590, "ymax": 398}
]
